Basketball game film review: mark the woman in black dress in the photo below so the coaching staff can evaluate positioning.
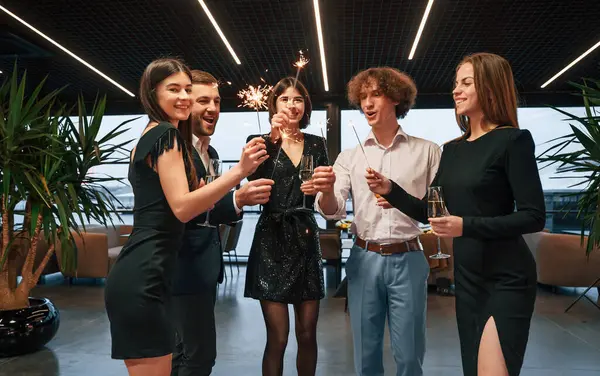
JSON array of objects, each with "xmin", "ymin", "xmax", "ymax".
[
  {"xmin": 244, "ymin": 77, "xmax": 328, "ymax": 376},
  {"xmin": 104, "ymin": 58, "xmax": 268, "ymax": 376},
  {"xmin": 366, "ymin": 53, "xmax": 545, "ymax": 376}
]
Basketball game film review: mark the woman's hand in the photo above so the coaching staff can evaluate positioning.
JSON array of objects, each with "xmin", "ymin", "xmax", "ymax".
[
  {"xmin": 300, "ymin": 181, "xmax": 317, "ymax": 196},
  {"xmin": 428, "ymin": 216, "xmax": 463, "ymax": 238},
  {"xmin": 236, "ymin": 137, "xmax": 268, "ymax": 177},
  {"xmin": 269, "ymin": 108, "xmax": 292, "ymax": 143}
]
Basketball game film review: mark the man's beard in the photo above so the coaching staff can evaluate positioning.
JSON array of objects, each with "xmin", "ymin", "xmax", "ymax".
[{"xmin": 192, "ymin": 113, "xmax": 216, "ymax": 137}]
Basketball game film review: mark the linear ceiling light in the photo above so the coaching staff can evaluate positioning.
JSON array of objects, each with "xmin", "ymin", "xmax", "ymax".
[
  {"xmin": 541, "ymin": 40, "xmax": 600, "ymax": 88},
  {"xmin": 313, "ymin": 0, "xmax": 329, "ymax": 91},
  {"xmin": 0, "ymin": 5, "xmax": 135, "ymax": 97},
  {"xmin": 197, "ymin": 0, "xmax": 241, "ymax": 65},
  {"xmin": 408, "ymin": 0, "xmax": 434, "ymax": 60}
]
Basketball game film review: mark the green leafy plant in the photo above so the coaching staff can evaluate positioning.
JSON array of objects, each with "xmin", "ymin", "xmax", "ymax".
[
  {"xmin": 0, "ymin": 64, "xmax": 136, "ymax": 310},
  {"xmin": 537, "ymin": 79, "xmax": 600, "ymax": 256}
]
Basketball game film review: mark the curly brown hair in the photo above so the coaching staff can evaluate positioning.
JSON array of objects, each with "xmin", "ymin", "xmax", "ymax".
[{"xmin": 347, "ymin": 67, "xmax": 417, "ymax": 119}]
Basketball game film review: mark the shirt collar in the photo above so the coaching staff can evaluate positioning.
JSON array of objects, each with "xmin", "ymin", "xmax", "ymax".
[
  {"xmin": 364, "ymin": 125, "xmax": 408, "ymax": 148},
  {"xmin": 192, "ymin": 134, "xmax": 211, "ymax": 154}
]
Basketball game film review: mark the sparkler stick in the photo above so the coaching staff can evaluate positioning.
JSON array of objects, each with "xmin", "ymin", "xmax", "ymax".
[
  {"xmin": 318, "ymin": 120, "xmax": 330, "ymax": 165},
  {"xmin": 348, "ymin": 120, "xmax": 371, "ymax": 168},
  {"xmin": 237, "ymin": 84, "xmax": 272, "ymax": 133},
  {"xmin": 269, "ymin": 130, "xmax": 290, "ymax": 180}
]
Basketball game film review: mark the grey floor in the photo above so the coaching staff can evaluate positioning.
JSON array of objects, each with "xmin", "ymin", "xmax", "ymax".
[{"xmin": 1, "ymin": 269, "xmax": 600, "ymax": 376}]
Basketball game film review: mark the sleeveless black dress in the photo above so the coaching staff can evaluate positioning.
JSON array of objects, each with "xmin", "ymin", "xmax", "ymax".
[
  {"xmin": 383, "ymin": 128, "xmax": 545, "ymax": 376},
  {"xmin": 104, "ymin": 122, "xmax": 193, "ymax": 359},
  {"xmin": 244, "ymin": 133, "xmax": 328, "ymax": 303}
]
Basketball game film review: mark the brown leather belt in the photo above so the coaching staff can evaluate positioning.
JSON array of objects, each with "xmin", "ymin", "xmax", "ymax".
[{"xmin": 355, "ymin": 236, "xmax": 422, "ymax": 256}]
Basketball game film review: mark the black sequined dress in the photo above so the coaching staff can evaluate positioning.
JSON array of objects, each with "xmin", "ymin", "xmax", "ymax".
[{"xmin": 244, "ymin": 133, "xmax": 328, "ymax": 303}]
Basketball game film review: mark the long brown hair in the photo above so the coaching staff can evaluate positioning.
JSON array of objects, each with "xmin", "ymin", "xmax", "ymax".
[
  {"xmin": 139, "ymin": 58, "xmax": 198, "ymax": 188},
  {"xmin": 454, "ymin": 53, "xmax": 519, "ymax": 140},
  {"xmin": 267, "ymin": 77, "xmax": 312, "ymax": 129}
]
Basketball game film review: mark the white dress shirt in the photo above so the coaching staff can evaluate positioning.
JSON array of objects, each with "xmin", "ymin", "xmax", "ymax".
[{"xmin": 315, "ymin": 126, "xmax": 440, "ymax": 243}]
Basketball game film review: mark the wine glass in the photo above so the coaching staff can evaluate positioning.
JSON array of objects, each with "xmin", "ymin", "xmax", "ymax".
[
  {"xmin": 427, "ymin": 186, "xmax": 451, "ymax": 259},
  {"xmin": 298, "ymin": 155, "xmax": 314, "ymax": 209},
  {"xmin": 198, "ymin": 159, "xmax": 223, "ymax": 227}
]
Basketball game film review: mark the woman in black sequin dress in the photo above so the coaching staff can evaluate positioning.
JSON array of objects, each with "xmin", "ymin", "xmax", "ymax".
[{"xmin": 244, "ymin": 78, "xmax": 328, "ymax": 376}]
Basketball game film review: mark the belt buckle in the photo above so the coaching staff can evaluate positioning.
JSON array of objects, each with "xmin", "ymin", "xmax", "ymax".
[{"xmin": 379, "ymin": 242, "xmax": 393, "ymax": 256}]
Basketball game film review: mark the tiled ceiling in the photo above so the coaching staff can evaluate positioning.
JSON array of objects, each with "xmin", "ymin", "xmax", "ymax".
[{"xmin": 0, "ymin": 0, "xmax": 598, "ymax": 114}]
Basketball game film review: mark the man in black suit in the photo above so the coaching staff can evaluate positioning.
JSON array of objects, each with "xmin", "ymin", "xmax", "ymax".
[{"xmin": 171, "ymin": 70, "xmax": 274, "ymax": 376}]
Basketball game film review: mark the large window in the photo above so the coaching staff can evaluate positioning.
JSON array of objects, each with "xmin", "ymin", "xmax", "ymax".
[{"xmin": 87, "ymin": 106, "xmax": 588, "ymax": 256}]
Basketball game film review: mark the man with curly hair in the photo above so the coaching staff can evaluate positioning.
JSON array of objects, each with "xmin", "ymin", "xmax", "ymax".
[{"xmin": 312, "ymin": 67, "xmax": 440, "ymax": 376}]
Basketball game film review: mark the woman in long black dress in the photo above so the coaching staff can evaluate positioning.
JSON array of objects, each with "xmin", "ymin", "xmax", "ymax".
[
  {"xmin": 366, "ymin": 53, "xmax": 545, "ymax": 376},
  {"xmin": 104, "ymin": 58, "xmax": 268, "ymax": 376},
  {"xmin": 244, "ymin": 77, "xmax": 328, "ymax": 376}
]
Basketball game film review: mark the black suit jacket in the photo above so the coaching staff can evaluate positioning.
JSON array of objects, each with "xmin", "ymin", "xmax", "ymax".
[{"xmin": 172, "ymin": 145, "xmax": 241, "ymax": 295}]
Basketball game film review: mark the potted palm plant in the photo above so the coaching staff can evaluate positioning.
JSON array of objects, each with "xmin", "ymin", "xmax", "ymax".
[
  {"xmin": 0, "ymin": 64, "xmax": 134, "ymax": 356},
  {"xmin": 537, "ymin": 78, "xmax": 600, "ymax": 256}
]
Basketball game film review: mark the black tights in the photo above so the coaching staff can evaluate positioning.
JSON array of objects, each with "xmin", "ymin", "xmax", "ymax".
[{"xmin": 260, "ymin": 300, "xmax": 320, "ymax": 376}]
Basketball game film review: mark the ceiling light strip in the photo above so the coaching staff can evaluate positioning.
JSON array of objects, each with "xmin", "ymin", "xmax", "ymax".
[
  {"xmin": 408, "ymin": 0, "xmax": 434, "ymax": 60},
  {"xmin": 541, "ymin": 40, "xmax": 600, "ymax": 88},
  {"xmin": 0, "ymin": 5, "xmax": 135, "ymax": 97},
  {"xmin": 313, "ymin": 0, "xmax": 329, "ymax": 92},
  {"xmin": 198, "ymin": 0, "xmax": 241, "ymax": 65}
]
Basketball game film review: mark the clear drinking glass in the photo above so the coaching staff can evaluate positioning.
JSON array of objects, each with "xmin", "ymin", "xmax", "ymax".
[
  {"xmin": 198, "ymin": 159, "xmax": 223, "ymax": 228},
  {"xmin": 298, "ymin": 155, "xmax": 314, "ymax": 209},
  {"xmin": 427, "ymin": 186, "xmax": 451, "ymax": 259}
]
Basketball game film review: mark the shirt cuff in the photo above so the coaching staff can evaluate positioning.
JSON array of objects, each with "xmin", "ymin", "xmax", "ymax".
[{"xmin": 232, "ymin": 190, "xmax": 242, "ymax": 214}]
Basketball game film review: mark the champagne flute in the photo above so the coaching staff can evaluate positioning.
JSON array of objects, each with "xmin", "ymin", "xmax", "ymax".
[
  {"xmin": 198, "ymin": 159, "xmax": 223, "ymax": 228},
  {"xmin": 298, "ymin": 155, "xmax": 314, "ymax": 209},
  {"xmin": 427, "ymin": 186, "xmax": 451, "ymax": 259}
]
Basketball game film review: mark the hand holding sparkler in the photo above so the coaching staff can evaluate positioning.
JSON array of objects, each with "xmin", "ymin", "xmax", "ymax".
[
  {"xmin": 235, "ymin": 137, "xmax": 269, "ymax": 177},
  {"xmin": 269, "ymin": 107, "xmax": 294, "ymax": 143},
  {"xmin": 237, "ymin": 84, "xmax": 272, "ymax": 133},
  {"xmin": 312, "ymin": 166, "xmax": 336, "ymax": 194}
]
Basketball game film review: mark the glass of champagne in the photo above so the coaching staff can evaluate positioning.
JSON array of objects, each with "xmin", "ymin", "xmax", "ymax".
[
  {"xmin": 299, "ymin": 155, "xmax": 314, "ymax": 209},
  {"xmin": 198, "ymin": 159, "xmax": 223, "ymax": 227},
  {"xmin": 427, "ymin": 186, "xmax": 451, "ymax": 259}
]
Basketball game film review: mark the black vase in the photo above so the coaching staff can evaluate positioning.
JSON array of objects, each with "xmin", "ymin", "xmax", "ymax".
[{"xmin": 0, "ymin": 297, "xmax": 60, "ymax": 357}]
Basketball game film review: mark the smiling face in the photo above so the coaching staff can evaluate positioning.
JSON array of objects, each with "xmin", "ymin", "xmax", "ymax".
[
  {"xmin": 191, "ymin": 82, "xmax": 221, "ymax": 137},
  {"xmin": 275, "ymin": 87, "xmax": 306, "ymax": 126},
  {"xmin": 359, "ymin": 80, "xmax": 399, "ymax": 129},
  {"xmin": 453, "ymin": 62, "xmax": 481, "ymax": 118},
  {"xmin": 154, "ymin": 71, "xmax": 192, "ymax": 124}
]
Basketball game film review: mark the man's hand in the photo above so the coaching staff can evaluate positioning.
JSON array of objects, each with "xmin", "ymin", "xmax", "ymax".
[
  {"xmin": 312, "ymin": 166, "xmax": 336, "ymax": 193},
  {"xmin": 365, "ymin": 168, "xmax": 392, "ymax": 196},
  {"xmin": 235, "ymin": 178, "xmax": 275, "ymax": 207}
]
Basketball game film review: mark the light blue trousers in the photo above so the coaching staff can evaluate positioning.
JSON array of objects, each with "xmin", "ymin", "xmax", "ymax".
[{"xmin": 346, "ymin": 244, "xmax": 429, "ymax": 376}]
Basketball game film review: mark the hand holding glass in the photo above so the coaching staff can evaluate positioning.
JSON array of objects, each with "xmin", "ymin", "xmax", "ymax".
[
  {"xmin": 199, "ymin": 159, "xmax": 223, "ymax": 227},
  {"xmin": 427, "ymin": 186, "xmax": 451, "ymax": 259}
]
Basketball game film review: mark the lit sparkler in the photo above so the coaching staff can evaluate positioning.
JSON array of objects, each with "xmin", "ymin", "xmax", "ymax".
[
  {"xmin": 292, "ymin": 50, "xmax": 310, "ymax": 90},
  {"xmin": 237, "ymin": 84, "xmax": 272, "ymax": 133}
]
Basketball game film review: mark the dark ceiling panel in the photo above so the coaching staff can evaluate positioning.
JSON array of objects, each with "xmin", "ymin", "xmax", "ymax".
[{"xmin": 0, "ymin": 0, "xmax": 598, "ymax": 113}]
